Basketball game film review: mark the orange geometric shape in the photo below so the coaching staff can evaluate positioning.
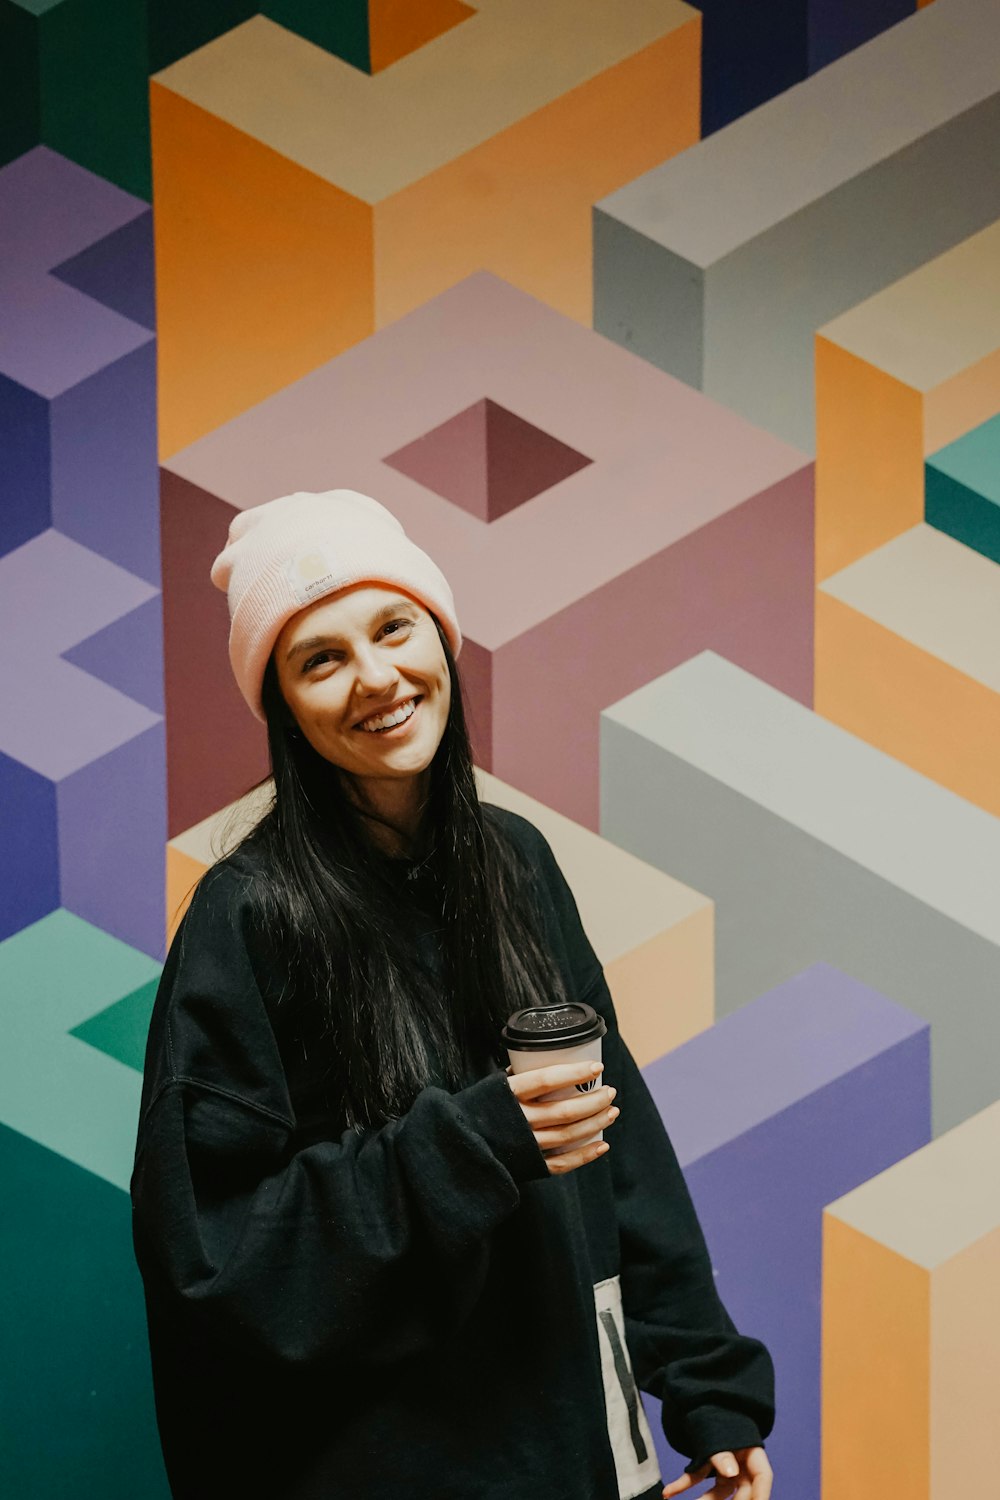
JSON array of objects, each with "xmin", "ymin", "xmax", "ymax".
[
  {"xmin": 814, "ymin": 339, "xmax": 922, "ymax": 583},
  {"xmin": 165, "ymin": 844, "xmax": 207, "ymax": 944},
  {"xmin": 151, "ymin": 2, "xmax": 699, "ymax": 456},
  {"xmin": 816, "ymin": 529, "xmax": 1000, "ymax": 817},
  {"xmin": 824, "ymin": 1102, "xmax": 1000, "ymax": 1499},
  {"xmin": 822, "ymin": 1214, "xmax": 929, "ymax": 1499},
  {"xmin": 815, "ymin": 220, "xmax": 1000, "ymax": 583},
  {"xmin": 373, "ymin": 15, "xmax": 700, "ymax": 331},
  {"xmin": 165, "ymin": 781, "xmax": 275, "ymax": 943},
  {"xmin": 369, "ymin": 0, "xmax": 474, "ymax": 72},
  {"xmin": 151, "ymin": 80, "xmax": 375, "ymax": 459}
]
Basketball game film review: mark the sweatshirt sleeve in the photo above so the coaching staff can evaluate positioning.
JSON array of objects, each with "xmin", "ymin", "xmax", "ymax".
[
  {"xmin": 130, "ymin": 862, "xmax": 550, "ymax": 1371},
  {"xmin": 521, "ymin": 822, "xmax": 776, "ymax": 1474}
]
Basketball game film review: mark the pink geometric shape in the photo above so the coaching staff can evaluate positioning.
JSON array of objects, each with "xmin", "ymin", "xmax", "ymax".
[
  {"xmin": 384, "ymin": 397, "xmax": 592, "ymax": 521},
  {"xmin": 163, "ymin": 273, "xmax": 814, "ymax": 831}
]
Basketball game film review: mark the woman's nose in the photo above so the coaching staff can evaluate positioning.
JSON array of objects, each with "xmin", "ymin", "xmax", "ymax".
[{"xmin": 353, "ymin": 645, "xmax": 397, "ymax": 694}]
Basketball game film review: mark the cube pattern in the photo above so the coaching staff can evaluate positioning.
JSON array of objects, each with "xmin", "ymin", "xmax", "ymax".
[
  {"xmin": 593, "ymin": 0, "xmax": 1000, "ymax": 452},
  {"xmin": 4, "ymin": 1, "xmax": 1000, "ymax": 1494}
]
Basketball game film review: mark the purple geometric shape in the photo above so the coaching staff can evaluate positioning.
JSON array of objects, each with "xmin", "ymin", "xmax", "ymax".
[
  {"xmin": 0, "ymin": 267, "xmax": 150, "ymax": 396},
  {"xmin": 49, "ymin": 341, "xmax": 160, "ymax": 585},
  {"xmin": 0, "ymin": 148, "xmax": 147, "ymax": 284},
  {"xmin": 807, "ymin": 0, "xmax": 914, "ymax": 74},
  {"xmin": 639, "ymin": 963, "xmax": 930, "ymax": 1498},
  {"xmin": 0, "ymin": 376, "xmax": 50, "ymax": 560},
  {"xmin": 57, "ymin": 723, "xmax": 167, "ymax": 960},
  {"xmin": 50, "ymin": 211, "xmax": 156, "ymax": 332},
  {"xmin": 384, "ymin": 397, "xmax": 592, "ymax": 521},
  {"xmin": 0, "ymin": 532, "xmax": 165, "ymax": 958},
  {"xmin": 0, "ymin": 148, "xmax": 158, "ymax": 582},
  {"xmin": 62, "ymin": 596, "xmax": 165, "ymax": 715},
  {"xmin": 0, "ymin": 755, "xmax": 59, "ymax": 942}
]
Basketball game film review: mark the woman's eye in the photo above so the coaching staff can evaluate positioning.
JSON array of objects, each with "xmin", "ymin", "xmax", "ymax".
[
  {"xmin": 381, "ymin": 619, "xmax": 412, "ymax": 638},
  {"xmin": 302, "ymin": 652, "xmax": 334, "ymax": 673}
]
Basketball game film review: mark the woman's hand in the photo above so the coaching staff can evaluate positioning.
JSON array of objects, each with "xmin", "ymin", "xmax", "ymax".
[
  {"xmin": 663, "ymin": 1447, "xmax": 772, "ymax": 1500},
  {"xmin": 505, "ymin": 1061, "xmax": 619, "ymax": 1176}
]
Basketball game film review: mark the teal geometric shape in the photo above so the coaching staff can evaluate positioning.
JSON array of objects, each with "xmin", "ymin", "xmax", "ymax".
[
  {"xmin": 0, "ymin": 909, "xmax": 160, "ymax": 1191},
  {"xmin": 264, "ymin": 0, "xmax": 370, "ymax": 71},
  {"xmin": 70, "ymin": 977, "xmax": 158, "ymax": 1073},
  {"xmin": 0, "ymin": 1121, "xmax": 171, "ymax": 1498},
  {"xmin": 926, "ymin": 412, "xmax": 1000, "ymax": 566},
  {"xmin": 0, "ymin": 0, "xmax": 152, "ymax": 198}
]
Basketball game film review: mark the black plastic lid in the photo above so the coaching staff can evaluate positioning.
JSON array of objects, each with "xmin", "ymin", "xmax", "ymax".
[{"xmin": 501, "ymin": 1002, "xmax": 607, "ymax": 1051}]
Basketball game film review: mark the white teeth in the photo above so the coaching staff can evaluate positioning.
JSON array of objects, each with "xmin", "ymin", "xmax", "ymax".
[{"xmin": 359, "ymin": 698, "xmax": 417, "ymax": 732}]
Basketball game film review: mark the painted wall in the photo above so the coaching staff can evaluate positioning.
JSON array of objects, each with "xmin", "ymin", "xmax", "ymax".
[{"xmin": 3, "ymin": 1, "xmax": 999, "ymax": 1495}]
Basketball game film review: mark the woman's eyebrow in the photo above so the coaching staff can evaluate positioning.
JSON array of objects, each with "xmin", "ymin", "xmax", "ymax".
[{"xmin": 285, "ymin": 601, "xmax": 417, "ymax": 661}]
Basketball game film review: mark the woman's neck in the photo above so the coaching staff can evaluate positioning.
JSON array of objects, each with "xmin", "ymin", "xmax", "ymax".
[{"xmin": 344, "ymin": 770, "xmax": 432, "ymax": 859}]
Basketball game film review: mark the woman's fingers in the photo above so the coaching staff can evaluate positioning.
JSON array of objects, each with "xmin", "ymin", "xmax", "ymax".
[
  {"xmin": 505, "ymin": 1061, "xmax": 617, "ymax": 1176},
  {"xmin": 665, "ymin": 1453, "xmax": 772, "ymax": 1500},
  {"xmin": 543, "ymin": 1140, "xmax": 609, "ymax": 1175},
  {"xmin": 517, "ymin": 1083, "xmax": 616, "ymax": 1125},
  {"xmin": 661, "ymin": 1471, "xmax": 698, "ymax": 1496},
  {"xmin": 505, "ymin": 1061, "xmax": 603, "ymax": 1100},
  {"xmin": 537, "ymin": 1106, "xmax": 618, "ymax": 1151},
  {"xmin": 664, "ymin": 1453, "xmax": 744, "ymax": 1500}
]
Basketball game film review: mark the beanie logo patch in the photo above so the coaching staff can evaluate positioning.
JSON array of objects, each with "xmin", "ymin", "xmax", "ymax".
[{"xmin": 285, "ymin": 551, "xmax": 338, "ymax": 606}]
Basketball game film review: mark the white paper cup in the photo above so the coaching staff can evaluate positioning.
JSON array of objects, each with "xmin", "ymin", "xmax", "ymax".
[{"xmin": 502, "ymin": 1003, "xmax": 608, "ymax": 1155}]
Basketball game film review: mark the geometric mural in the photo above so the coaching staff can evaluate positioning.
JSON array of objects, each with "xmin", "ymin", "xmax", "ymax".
[
  {"xmin": 161, "ymin": 273, "xmax": 814, "ymax": 834},
  {"xmin": 594, "ymin": 0, "xmax": 1000, "ymax": 452},
  {"xmin": 643, "ymin": 963, "xmax": 930, "ymax": 1497},
  {"xmin": 5, "ymin": 0, "xmax": 1000, "ymax": 1493},
  {"xmin": 151, "ymin": 2, "xmax": 702, "ymax": 453},
  {"xmin": 601, "ymin": 650, "xmax": 1000, "ymax": 1138},
  {"xmin": 927, "ymin": 411, "xmax": 1000, "ymax": 566}
]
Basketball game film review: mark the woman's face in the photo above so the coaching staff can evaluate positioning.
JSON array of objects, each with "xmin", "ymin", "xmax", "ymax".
[{"xmin": 273, "ymin": 584, "xmax": 452, "ymax": 788}]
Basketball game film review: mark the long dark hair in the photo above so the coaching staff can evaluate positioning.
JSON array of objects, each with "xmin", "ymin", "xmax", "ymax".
[{"xmin": 232, "ymin": 617, "xmax": 569, "ymax": 1131}]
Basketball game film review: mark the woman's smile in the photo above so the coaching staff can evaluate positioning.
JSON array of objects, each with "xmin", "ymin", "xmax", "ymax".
[{"xmin": 354, "ymin": 694, "xmax": 425, "ymax": 738}]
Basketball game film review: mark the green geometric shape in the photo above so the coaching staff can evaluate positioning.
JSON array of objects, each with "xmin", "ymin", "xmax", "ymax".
[
  {"xmin": 0, "ymin": 1121, "xmax": 170, "ymax": 1498},
  {"xmin": 926, "ymin": 412, "xmax": 1000, "ymax": 567},
  {"xmin": 0, "ymin": 1, "xmax": 41, "ymax": 164},
  {"xmin": 263, "ymin": 0, "xmax": 370, "ymax": 72},
  {"xmin": 70, "ymin": 977, "xmax": 159, "ymax": 1073},
  {"xmin": 146, "ymin": 0, "xmax": 257, "ymax": 73},
  {"xmin": 0, "ymin": 910, "xmax": 160, "ymax": 1190},
  {"xmin": 0, "ymin": 0, "xmax": 151, "ymax": 199}
]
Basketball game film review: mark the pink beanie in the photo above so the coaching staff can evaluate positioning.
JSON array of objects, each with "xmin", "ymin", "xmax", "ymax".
[{"xmin": 210, "ymin": 489, "xmax": 462, "ymax": 722}]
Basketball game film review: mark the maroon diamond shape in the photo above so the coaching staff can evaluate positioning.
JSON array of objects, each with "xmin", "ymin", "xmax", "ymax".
[{"xmin": 383, "ymin": 398, "xmax": 592, "ymax": 522}]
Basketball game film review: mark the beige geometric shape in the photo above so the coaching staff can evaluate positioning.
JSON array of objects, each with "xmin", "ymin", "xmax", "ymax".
[
  {"xmin": 816, "ymin": 523, "xmax": 1000, "ymax": 815},
  {"xmin": 824, "ymin": 1100, "xmax": 1000, "ymax": 1499},
  {"xmin": 816, "ymin": 218, "xmax": 1000, "ymax": 579},
  {"xmin": 475, "ymin": 767, "xmax": 713, "ymax": 1065}
]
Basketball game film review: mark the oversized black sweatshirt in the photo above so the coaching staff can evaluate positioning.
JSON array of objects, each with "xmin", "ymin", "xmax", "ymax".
[{"xmin": 131, "ymin": 805, "xmax": 774, "ymax": 1500}]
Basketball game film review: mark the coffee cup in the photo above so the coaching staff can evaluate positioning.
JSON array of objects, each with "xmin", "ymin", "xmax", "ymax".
[{"xmin": 501, "ymin": 1002, "xmax": 608, "ymax": 1154}]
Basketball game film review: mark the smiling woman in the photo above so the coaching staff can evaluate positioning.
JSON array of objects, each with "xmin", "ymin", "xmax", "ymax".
[
  {"xmin": 130, "ymin": 489, "xmax": 775, "ymax": 1500},
  {"xmin": 273, "ymin": 584, "xmax": 451, "ymax": 853}
]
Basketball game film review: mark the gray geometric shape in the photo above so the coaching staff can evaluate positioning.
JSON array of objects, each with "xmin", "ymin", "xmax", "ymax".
[
  {"xmin": 594, "ymin": 0, "xmax": 1000, "ymax": 452},
  {"xmin": 600, "ymin": 651, "xmax": 1000, "ymax": 1138}
]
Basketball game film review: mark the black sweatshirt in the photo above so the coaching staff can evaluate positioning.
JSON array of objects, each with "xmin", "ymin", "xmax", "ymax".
[{"xmin": 130, "ymin": 806, "xmax": 774, "ymax": 1500}]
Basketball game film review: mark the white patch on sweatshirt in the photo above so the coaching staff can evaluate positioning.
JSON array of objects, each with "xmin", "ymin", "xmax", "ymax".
[{"xmin": 593, "ymin": 1275, "xmax": 661, "ymax": 1500}]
